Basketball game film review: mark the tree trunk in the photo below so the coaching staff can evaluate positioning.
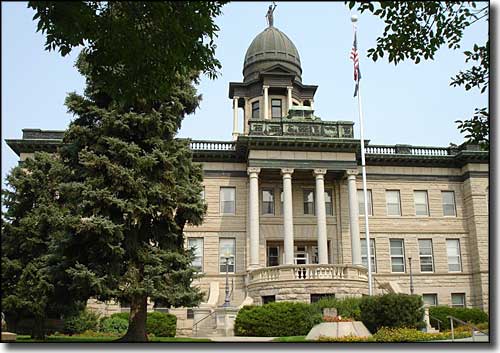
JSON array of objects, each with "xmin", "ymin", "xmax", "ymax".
[
  {"xmin": 31, "ymin": 317, "xmax": 46, "ymax": 340},
  {"xmin": 117, "ymin": 295, "xmax": 148, "ymax": 342}
]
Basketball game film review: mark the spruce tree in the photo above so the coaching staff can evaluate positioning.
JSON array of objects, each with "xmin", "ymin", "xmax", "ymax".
[
  {"xmin": 56, "ymin": 54, "xmax": 206, "ymax": 341},
  {"xmin": 2, "ymin": 153, "xmax": 83, "ymax": 339}
]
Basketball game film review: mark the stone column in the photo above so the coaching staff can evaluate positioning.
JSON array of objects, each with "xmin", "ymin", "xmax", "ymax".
[
  {"xmin": 263, "ymin": 85, "xmax": 269, "ymax": 120},
  {"xmin": 310, "ymin": 100, "xmax": 314, "ymax": 110},
  {"xmin": 281, "ymin": 168, "xmax": 295, "ymax": 264},
  {"xmin": 248, "ymin": 167, "xmax": 261, "ymax": 269},
  {"xmin": 314, "ymin": 169, "xmax": 328, "ymax": 264},
  {"xmin": 287, "ymin": 86, "xmax": 293, "ymax": 114},
  {"xmin": 232, "ymin": 96, "xmax": 239, "ymax": 140},
  {"xmin": 346, "ymin": 169, "xmax": 362, "ymax": 265},
  {"xmin": 243, "ymin": 97, "xmax": 249, "ymax": 134}
]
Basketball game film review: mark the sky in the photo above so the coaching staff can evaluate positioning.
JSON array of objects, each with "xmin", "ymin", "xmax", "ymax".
[{"xmin": 1, "ymin": 2, "xmax": 489, "ymax": 191}]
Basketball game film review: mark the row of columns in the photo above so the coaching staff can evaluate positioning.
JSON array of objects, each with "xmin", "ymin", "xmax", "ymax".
[
  {"xmin": 247, "ymin": 167, "xmax": 362, "ymax": 269},
  {"xmin": 232, "ymin": 86, "xmax": 308, "ymax": 140}
]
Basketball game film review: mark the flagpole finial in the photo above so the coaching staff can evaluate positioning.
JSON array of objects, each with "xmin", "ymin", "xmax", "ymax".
[{"xmin": 351, "ymin": 15, "xmax": 358, "ymax": 23}]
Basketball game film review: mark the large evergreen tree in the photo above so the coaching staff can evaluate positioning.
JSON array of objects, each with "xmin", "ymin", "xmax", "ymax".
[
  {"xmin": 54, "ymin": 53, "xmax": 206, "ymax": 341},
  {"xmin": 2, "ymin": 153, "xmax": 83, "ymax": 339},
  {"xmin": 17, "ymin": 1, "xmax": 226, "ymax": 342}
]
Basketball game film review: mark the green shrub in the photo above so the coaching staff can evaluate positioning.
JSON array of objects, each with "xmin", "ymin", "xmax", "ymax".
[
  {"xmin": 146, "ymin": 312, "xmax": 176, "ymax": 337},
  {"xmin": 63, "ymin": 310, "xmax": 100, "ymax": 334},
  {"xmin": 312, "ymin": 296, "xmax": 362, "ymax": 321},
  {"xmin": 234, "ymin": 302, "xmax": 322, "ymax": 337},
  {"xmin": 359, "ymin": 294, "xmax": 425, "ymax": 333},
  {"xmin": 429, "ymin": 306, "xmax": 488, "ymax": 330},
  {"xmin": 108, "ymin": 311, "xmax": 176, "ymax": 337},
  {"xmin": 100, "ymin": 316, "xmax": 129, "ymax": 334}
]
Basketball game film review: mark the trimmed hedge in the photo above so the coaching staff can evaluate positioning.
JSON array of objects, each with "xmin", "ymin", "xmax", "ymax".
[
  {"xmin": 429, "ymin": 306, "xmax": 488, "ymax": 330},
  {"xmin": 312, "ymin": 296, "xmax": 362, "ymax": 321},
  {"xmin": 63, "ymin": 310, "xmax": 100, "ymax": 334},
  {"xmin": 234, "ymin": 302, "xmax": 322, "ymax": 337},
  {"xmin": 359, "ymin": 294, "xmax": 425, "ymax": 333},
  {"xmin": 109, "ymin": 312, "xmax": 177, "ymax": 337}
]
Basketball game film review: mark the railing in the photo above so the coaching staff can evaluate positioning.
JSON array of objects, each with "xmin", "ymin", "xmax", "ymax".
[
  {"xmin": 248, "ymin": 264, "xmax": 368, "ymax": 285},
  {"xmin": 192, "ymin": 310, "xmax": 216, "ymax": 337},
  {"xmin": 429, "ymin": 314, "xmax": 443, "ymax": 332},
  {"xmin": 190, "ymin": 140, "xmax": 236, "ymax": 151},
  {"xmin": 365, "ymin": 145, "xmax": 453, "ymax": 156},
  {"xmin": 248, "ymin": 119, "xmax": 355, "ymax": 138},
  {"xmin": 447, "ymin": 315, "xmax": 488, "ymax": 342}
]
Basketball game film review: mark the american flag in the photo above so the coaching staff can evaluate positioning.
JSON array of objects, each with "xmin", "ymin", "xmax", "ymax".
[{"xmin": 350, "ymin": 31, "xmax": 361, "ymax": 97}]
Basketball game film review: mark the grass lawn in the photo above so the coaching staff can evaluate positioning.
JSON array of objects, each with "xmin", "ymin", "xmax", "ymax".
[
  {"xmin": 272, "ymin": 336, "xmax": 309, "ymax": 342},
  {"xmin": 15, "ymin": 335, "xmax": 211, "ymax": 343}
]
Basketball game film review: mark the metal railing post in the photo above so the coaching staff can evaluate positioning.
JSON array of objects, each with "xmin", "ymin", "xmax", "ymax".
[{"xmin": 450, "ymin": 318, "xmax": 454, "ymax": 341}]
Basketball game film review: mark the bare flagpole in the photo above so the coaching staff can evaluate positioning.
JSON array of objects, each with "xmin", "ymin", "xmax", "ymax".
[{"xmin": 351, "ymin": 15, "xmax": 373, "ymax": 295}]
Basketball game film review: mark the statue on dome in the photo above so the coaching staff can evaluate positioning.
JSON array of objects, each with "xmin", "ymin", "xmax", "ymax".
[{"xmin": 266, "ymin": 2, "xmax": 277, "ymax": 27}]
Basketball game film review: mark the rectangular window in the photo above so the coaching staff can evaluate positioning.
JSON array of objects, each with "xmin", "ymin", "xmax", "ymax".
[
  {"xmin": 386, "ymin": 190, "xmax": 401, "ymax": 216},
  {"xmin": 442, "ymin": 191, "xmax": 457, "ymax": 217},
  {"xmin": 357, "ymin": 189, "xmax": 373, "ymax": 216},
  {"xmin": 451, "ymin": 293, "xmax": 466, "ymax": 308},
  {"xmin": 262, "ymin": 295, "xmax": 276, "ymax": 304},
  {"xmin": 200, "ymin": 186, "xmax": 205, "ymax": 201},
  {"xmin": 325, "ymin": 190, "xmax": 333, "ymax": 216},
  {"xmin": 390, "ymin": 239, "xmax": 405, "ymax": 272},
  {"xmin": 361, "ymin": 238, "xmax": 377, "ymax": 272},
  {"xmin": 310, "ymin": 294, "xmax": 335, "ymax": 303},
  {"xmin": 271, "ymin": 99, "xmax": 282, "ymax": 118},
  {"xmin": 422, "ymin": 294, "xmax": 438, "ymax": 307},
  {"xmin": 414, "ymin": 191, "xmax": 429, "ymax": 216},
  {"xmin": 188, "ymin": 238, "xmax": 203, "ymax": 272},
  {"xmin": 303, "ymin": 189, "xmax": 315, "ymax": 215},
  {"xmin": 252, "ymin": 101, "xmax": 260, "ymax": 119},
  {"xmin": 262, "ymin": 189, "xmax": 275, "ymax": 215},
  {"xmin": 220, "ymin": 187, "xmax": 236, "ymax": 214},
  {"xmin": 267, "ymin": 246, "xmax": 279, "ymax": 267},
  {"xmin": 418, "ymin": 239, "xmax": 434, "ymax": 272},
  {"xmin": 446, "ymin": 239, "xmax": 462, "ymax": 272},
  {"xmin": 219, "ymin": 238, "xmax": 235, "ymax": 273}
]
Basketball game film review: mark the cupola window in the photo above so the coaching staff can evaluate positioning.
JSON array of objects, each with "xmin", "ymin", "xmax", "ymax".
[
  {"xmin": 252, "ymin": 101, "xmax": 260, "ymax": 119},
  {"xmin": 271, "ymin": 99, "xmax": 282, "ymax": 118}
]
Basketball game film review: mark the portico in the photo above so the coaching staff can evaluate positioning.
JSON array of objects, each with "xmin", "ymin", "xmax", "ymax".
[{"xmin": 246, "ymin": 162, "xmax": 363, "ymax": 270}]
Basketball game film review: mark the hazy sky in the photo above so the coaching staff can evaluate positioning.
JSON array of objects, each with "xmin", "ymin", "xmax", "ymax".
[{"xmin": 2, "ymin": 2, "xmax": 489, "ymax": 190}]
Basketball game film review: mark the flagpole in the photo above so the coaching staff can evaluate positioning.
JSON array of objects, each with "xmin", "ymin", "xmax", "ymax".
[{"xmin": 351, "ymin": 15, "xmax": 373, "ymax": 296}]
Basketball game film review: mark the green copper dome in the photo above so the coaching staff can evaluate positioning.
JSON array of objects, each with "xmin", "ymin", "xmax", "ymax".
[{"xmin": 243, "ymin": 26, "xmax": 302, "ymax": 82}]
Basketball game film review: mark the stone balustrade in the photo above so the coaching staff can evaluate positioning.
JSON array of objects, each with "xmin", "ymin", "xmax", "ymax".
[
  {"xmin": 248, "ymin": 264, "xmax": 368, "ymax": 285},
  {"xmin": 248, "ymin": 119, "xmax": 355, "ymax": 138}
]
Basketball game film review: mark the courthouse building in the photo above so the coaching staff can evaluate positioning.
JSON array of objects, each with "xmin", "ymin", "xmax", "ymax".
[{"xmin": 6, "ymin": 21, "xmax": 489, "ymax": 321}]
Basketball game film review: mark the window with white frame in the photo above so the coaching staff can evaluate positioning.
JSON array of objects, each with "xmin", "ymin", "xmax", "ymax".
[
  {"xmin": 220, "ymin": 187, "xmax": 236, "ymax": 214},
  {"xmin": 325, "ymin": 190, "xmax": 333, "ymax": 216},
  {"xmin": 442, "ymin": 191, "xmax": 457, "ymax": 217},
  {"xmin": 219, "ymin": 238, "xmax": 235, "ymax": 273},
  {"xmin": 361, "ymin": 238, "xmax": 377, "ymax": 272},
  {"xmin": 414, "ymin": 191, "xmax": 429, "ymax": 216},
  {"xmin": 451, "ymin": 293, "xmax": 466, "ymax": 308},
  {"xmin": 303, "ymin": 189, "xmax": 315, "ymax": 215},
  {"xmin": 262, "ymin": 189, "xmax": 275, "ymax": 215},
  {"xmin": 390, "ymin": 239, "xmax": 405, "ymax": 272},
  {"xmin": 446, "ymin": 239, "xmax": 462, "ymax": 272},
  {"xmin": 422, "ymin": 293, "xmax": 438, "ymax": 306},
  {"xmin": 386, "ymin": 190, "xmax": 401, "ymax": 216},
  {"xmin": 188, "ymin": 238, "xmax": 203, "ymax": 272},
  {"xmin": 418, "ymin": 239, "xmax": 434, "ymax": 272},
  {"xmin": 358, "ymin": 189, "xmax": 373, "ymax": 216}
]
